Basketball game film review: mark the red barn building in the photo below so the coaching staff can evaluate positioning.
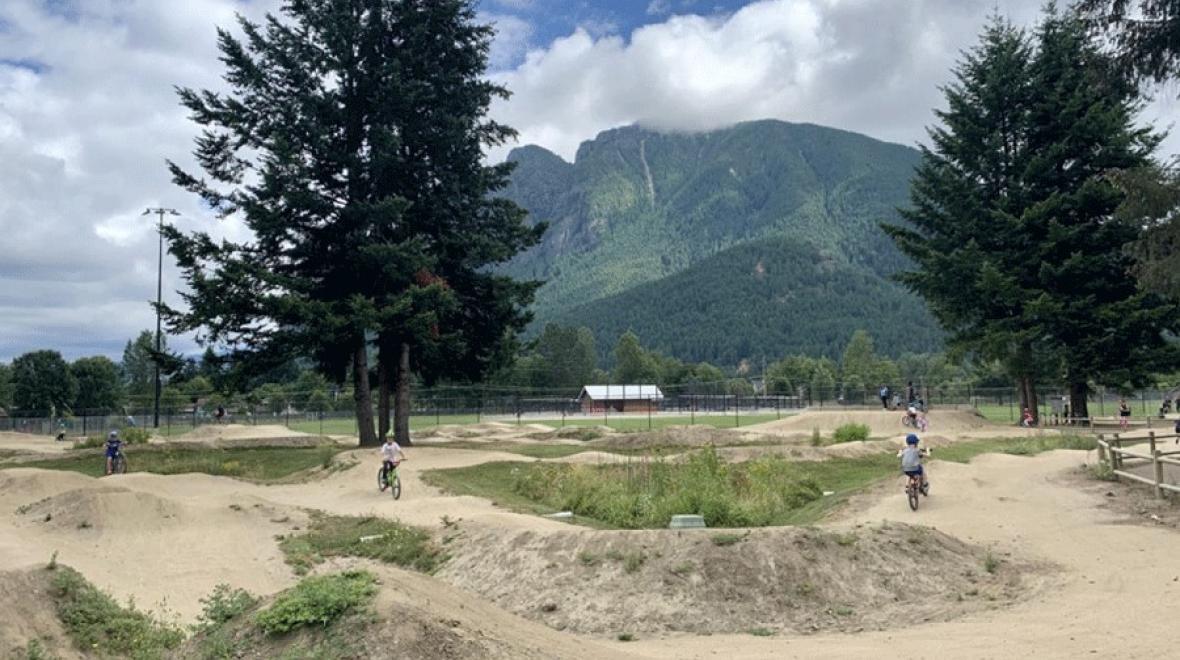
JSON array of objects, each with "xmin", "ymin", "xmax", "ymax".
[{"xmin": 577, "ymin": 385, "xmax": 664, "ymax": 413}]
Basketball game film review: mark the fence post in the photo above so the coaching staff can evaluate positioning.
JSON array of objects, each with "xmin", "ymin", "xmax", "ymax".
[
  {"xmin": 1097, "ymin": 434, "xmax": 1107, "ymax": 464},
  {"xmin": 1154, "ymin": 451, "xmax": 1164, "ymax": 500},
  {"xmin": 1112, "ymin": 434, "xmax": 1122, "ymax": 471}
]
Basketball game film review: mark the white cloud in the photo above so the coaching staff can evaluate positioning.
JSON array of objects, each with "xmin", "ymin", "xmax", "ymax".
[
  {"xmin": 481, "ymin": 12, "xmax": 535, "ymax": 70},
  {"xmin": 647, "ymin": 0, "xmax": 673, "ymax": 16},
  {"xmin": 0, "ymin": 0, "xmax": 1176, "ymax": 360},
  {"xmin": 489, "ymin": 0, "xmax": 1179, "ymax": 162}
]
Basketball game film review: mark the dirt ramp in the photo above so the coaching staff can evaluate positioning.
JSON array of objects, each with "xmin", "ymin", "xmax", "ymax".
[
  {"xmin": 746, "ymin": 408, "xmax": 1002, "ymax": 438},
  {"xmin": 439, "ymin": 524, "xmax": 1045, "ymax": 637},
  {"xmin": 0, "ymin": 568, "xmax": 83, "ymax": 659}
]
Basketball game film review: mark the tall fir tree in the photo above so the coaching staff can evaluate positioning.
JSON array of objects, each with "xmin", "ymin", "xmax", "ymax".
[
  {"xmin": 165, "ymin": 0, "xmax": 540, "ymax": 445},
  {"xmin": 886, "ymin": 17, "xmax": 1050, "ymax": 416}
]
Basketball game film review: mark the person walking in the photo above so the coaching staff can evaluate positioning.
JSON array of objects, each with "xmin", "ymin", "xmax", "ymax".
[{"xmin": 879, "ymin": 385, "xmax": 891, "ymax": 410}]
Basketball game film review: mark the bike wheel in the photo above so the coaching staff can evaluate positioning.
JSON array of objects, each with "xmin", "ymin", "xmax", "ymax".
[
  {"xmin": 907, "ymin": 483, "xmax": 919, "ymax": 511},
  {"xmin": 390, "ymin": 475, "xmax": 401, "ymax": 500},
  {"xmin": 113, "ymin": 455, "xmax": 127, "ymax": 475},
  {"xmin": 377, "ymin": 467, "xmax": 387, "ymax": 491}
]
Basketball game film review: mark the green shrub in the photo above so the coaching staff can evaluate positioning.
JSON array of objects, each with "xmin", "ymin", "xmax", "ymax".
[
  {"xmin": 120, "ymin": 427, "xmax": 152, "ymax": 445},
  {"xmin": 255, "ymin": 571, "xmax": 376, "ymax": 635},
  {"xmin": 810, "ymin": 427, "xmax": 822, "ymax": 447},
  {"xmin": 983, "ymin": 552, "xmax": 1000, "ymax": 574},
  {"xmin": 711, "ymin": 533, "xmax": 742, "ymax": 546},
  {"xmin": 1087, "ymin": 461, "xmax": 1117, "ymax": 481},
  {"xmin": 50, "ymin": 566, "xmax": 183, "ymax": 658},
  {"xmin": 197, "ymin": 584, "xmax": 258, "ymax": 630},
  {"xmin": 279, "ymin": 514, "xmax": 442, "ymax": 574},
  {"xmin": 832, "ymin": 423, "xmax": 870, "ymax": 444}
]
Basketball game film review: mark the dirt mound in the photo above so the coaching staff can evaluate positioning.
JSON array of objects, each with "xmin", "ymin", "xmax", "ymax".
[
  {"xmin": 0, "ymin": 431, "xmax": 71, "ymax": 456},
  {"xmin": 166, "ymin": 424, "xmax": 313, "ymax": 443},
  {"xmin": 746, "ymin": 408, "xmax": 1008, "ymax": 439},
  {"xmin": 589, "ymin": 425, "xmax": 763, "ymax": 451},
  {"xmin": 177, "ymin": 563, "xmax": 620, "ymax": 659},
  {"xmin": 15, "ymin": 486, "xmax": 183, "ymax": 534},
  {"xmin": 439, "ymin": 524, "xmax": 1045, "ymax": 636},
  {"xmin": 0, "ymin": 567, "xmax": 82, "ymax": 659}
]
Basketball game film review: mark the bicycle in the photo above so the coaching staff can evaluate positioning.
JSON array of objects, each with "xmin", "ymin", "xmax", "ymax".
[
  {"xmin": 378, "ymin": 460, "xmax": 402, "ymax": 500},
  {"xmin": 901, "ymin": 413, "xmax": 929, "ymax": 432},
  {"xmin": 107, "ymin": 447, "xmax": 128, "ymax": 475},
  {"xmin": 903, "ymin": 451, "xmax": 931, "ymax": 511}
]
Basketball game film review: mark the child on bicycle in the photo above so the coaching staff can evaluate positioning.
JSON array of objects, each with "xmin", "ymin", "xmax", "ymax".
[
  {"xmin": 104, "ymin": 430, "xmax": 122, "ymax": 475},
  {"xmin": 379, "ymin": 436, "xmax": 406, "ymax": 491},
  {"xmin": 898, "ymin": 433, "xmax": 929, "ymax": 495}
]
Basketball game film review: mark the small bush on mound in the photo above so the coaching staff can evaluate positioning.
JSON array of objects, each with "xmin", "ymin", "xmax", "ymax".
[
  {"xmin": 198, "ymin": 584, "xmax": 258, "ymax": 630},
  {"xmin": 255, "ymin": 571, "xmax": 376, "ymax": 635},
  {"xmin": 832, "ymin": 423, "xmax": 870, "ymax": 444},
  {"xmin": 50, "ymin": 566, "xmax": 184, "ymax": 658},
  {"xmin": 279, "ymin": 514, "xmax": 443, "ymax": 575},
  {"xmin": 72, "ymin": 427, "xmax": 151, "ymax": 450},
  {"xmin": 511, "ymin": 446, "xmax": 824, "ymax": 528}
]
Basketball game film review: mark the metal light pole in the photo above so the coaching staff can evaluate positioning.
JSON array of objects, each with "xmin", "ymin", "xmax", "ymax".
[{"xmin": 143, "ymin": 207, "xmax": 179, "ymax": 429}]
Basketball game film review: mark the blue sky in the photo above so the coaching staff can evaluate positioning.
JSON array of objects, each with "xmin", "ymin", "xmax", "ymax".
[{"xmin": 479, "ymin": 0, "xmax": 752, "ymax": 69}]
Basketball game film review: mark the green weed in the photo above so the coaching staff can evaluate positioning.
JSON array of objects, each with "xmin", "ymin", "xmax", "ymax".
[
  {"xmin": 255, "ymin": 571, "xmax": 376, "ymax": 635},
  {"xmin": 50, "ymin": 566, "xmax": 183, "ymax": 658},
  {"xmin": 832, "ymin": 423, "xmax": 870, "ymax": 444},
  {"xmin": 197, "ymin": 584, "xmax": 258, "ymax": 630},
  {"xmin": 279, "ymin": 514, "xmax": 442, "ymax": 575}
]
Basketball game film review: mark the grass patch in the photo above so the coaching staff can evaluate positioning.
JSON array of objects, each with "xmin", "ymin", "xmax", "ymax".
[
  {"xmin": 532, "ymin": 414, "xmax": 782, "ymax": 432},
  {"xmin": 983, "ymin": 552, "xmax": 1000, "ymax": 574},
  {"xmin": 10, "ymin": 445, "xmax": 349, "ymax": 481},
  {"xmin": 279, "ymin": 513, "xmax": 442, "ymax": 575},
  {"xmin": 832, "ymin": 423, "xmax": 870, "ymax": 444},
  {"xmin": 749, "ymin": 627, "xmax": 775, "ymax": 636},
  {"xmin": 710, "ymin": 532, "xmax": 744, "ymax": 546},
  {"xmin": 197, "ymin": 584, "xmax": 259, "ymax": 631},
  {"xmin": 622, "ymin": 552, "xmax": 646, "ymax": 574},
  {"xmin": 50, "ymin": 566, "xmax": 183, "ymax": 658},
  {"xmin": 422, "ymin": 440, "xmax": 594, "ymax": 459},
  {"xmin": 616, "ymin": 633, "xmax": 636, "ymax": 642},
  {"xmin": 1087, "ymin": 461, "xmax": 1117, "ymax": 481},
  {"xmin": 72, "ymin": 427, "xmax": 151, "ymax": 450},
  {"xmin": 255, "ymin": 571, "xmax": 376, "ymax": 635}
]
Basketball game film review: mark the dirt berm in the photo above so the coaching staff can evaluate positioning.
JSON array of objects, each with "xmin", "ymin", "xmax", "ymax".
[{"xmin": 439, "ymin": 523, "xmax": 1049, "ymax": 636}]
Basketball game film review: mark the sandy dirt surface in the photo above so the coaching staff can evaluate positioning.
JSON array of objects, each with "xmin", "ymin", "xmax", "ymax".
[
  {"xmin": 742, "ymin": 408, "xmax": 1050, "ymax": 440},
  {"xmin": 3, "ymin": 412, "xmax": 1179, "ymax": 658},
  {"xmin": 0, "ymin": 431, "xmax": 73, "ymax": 455}
]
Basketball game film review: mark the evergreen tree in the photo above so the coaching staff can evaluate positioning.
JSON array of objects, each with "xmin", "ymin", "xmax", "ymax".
[
  {"xmin": 71, "ymin": 357, "xmax": 124, "ymax": 414},
  {"xmin": 1022, "ymin": 11, "xmax": 1179, "ymax": 417},
  {"xmin": 121, "ymin": 331, "xmax": 163, "ymax": 398},
  {"xmin": 1077, "ymin": 0, "xmax": 1180, "ymax": 84},
  {"xmin": 889, "ymin": 10, "xmax": 1180, "ymax": 420},
  {"xmin": 885, "ymin": 17, "xmax": 1049, "ymax": 416},
  {"xmin": 0, "ymin": 362, "xmax": 12, "ymax": 411},
  {"xmin": 529, "ymin": 324, "xmax": 597, "ymax": 389},
  {"xmin": 164, "ymin": 0, "xmax": 540, "ymax": 445},
  {"xmin": 839, "ymin": 330, "xmax": 877, "ymax": 394},
  {"xmin": 11, "ymin": 351, "xmax": 77, "ymax": 416}
]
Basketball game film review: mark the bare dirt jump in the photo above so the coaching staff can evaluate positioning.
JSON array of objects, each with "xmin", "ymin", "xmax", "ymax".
[{"xmin": 2, "ymin": 411, "xmax": 1180, "ymax": 658}]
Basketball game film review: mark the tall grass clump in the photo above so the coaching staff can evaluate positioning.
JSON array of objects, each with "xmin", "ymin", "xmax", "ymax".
[
  {"xmin": 832, "ymin": 423, "xmax": 870, "ymax": 444},
  {"xmin": 511, "ymin": 446, "xmax": 822, "ymax": 528}
]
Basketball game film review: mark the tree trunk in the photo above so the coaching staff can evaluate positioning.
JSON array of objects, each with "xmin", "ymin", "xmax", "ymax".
[
  {"xmin": 377, "ymin": 355, "xmax": 391, "ymax": 441},
  {"xmin": 1070, "ymin": 381, "xmax": 1090, "ymax": 425},
  {"xmin": 394, "ymin": 341, "xmax": 412, "ymax": 446},
  {"xmin": 352, "ymin": 342, "xmax": 378, "ymax": 446},
  {"xmin": 1017, "ymin": 374, "xmax": 1039, "ymax": 423}
]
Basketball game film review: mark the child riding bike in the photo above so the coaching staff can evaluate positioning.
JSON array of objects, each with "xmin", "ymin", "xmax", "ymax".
[
  {"xmin": 898, "ymin": 433, "xmax": 930, "ymax": 495},
  {"xmin": 378, "ymin": 436, "xmax": 406, "ymax": 492},
  {"xmin": 104, "ymin": 430, "xmax": 123, "ymax": 476}
]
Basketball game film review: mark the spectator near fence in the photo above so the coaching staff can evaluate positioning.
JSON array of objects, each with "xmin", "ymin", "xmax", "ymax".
[{"xmin": 879, "ymin": 385, "xmax": 890, "ymax": 410}]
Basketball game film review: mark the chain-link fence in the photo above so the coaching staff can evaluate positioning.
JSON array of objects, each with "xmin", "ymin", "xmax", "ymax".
[{"xmin": 4, "ymin": 381, "xmax": 1176, "ymax": 438}]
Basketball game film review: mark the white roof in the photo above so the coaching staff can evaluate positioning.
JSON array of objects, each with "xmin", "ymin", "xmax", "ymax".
[{"xmin": 579, "ymin": 385, "xmax": 664, "ymax": 401}]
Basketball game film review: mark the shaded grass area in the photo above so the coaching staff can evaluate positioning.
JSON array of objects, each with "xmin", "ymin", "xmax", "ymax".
[
  {"xmin": 7, "ymin": 445, "xmax": 348, "ymax": 481},
  {"xmin": 49, "ymin": 565, "xmax": 184, "ymax": 659},
  {"xmin": 424, "ymin": 434, "xmax": 1098, "ymax": 529},
  {"xmin": 279, "ymin": 513, "xmax": 444, "ymax": 575}
]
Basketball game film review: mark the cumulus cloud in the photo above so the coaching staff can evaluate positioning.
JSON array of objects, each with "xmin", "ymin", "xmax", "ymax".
[
  {"xmin": 0, "ymin": 0, "xmax": 1176, "ymax": 360},
  {"xmin": 489, "ymin": 0, "xmax": 1179, "ymax": 162}
]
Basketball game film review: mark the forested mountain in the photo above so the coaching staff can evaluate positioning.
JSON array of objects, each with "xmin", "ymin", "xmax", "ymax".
[
  {"xmin": 556, "ymin": 237, "xmax": 943, "ymax": 364},
  {"xmin": 501, "ymin": 119, "xmax": 942, "ymax": 363}
]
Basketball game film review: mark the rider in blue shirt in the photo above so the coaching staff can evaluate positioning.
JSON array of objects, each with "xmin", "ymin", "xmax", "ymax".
[{"xmin": 105, "ymin": 430, "xmax": 123, "ymax": 475}]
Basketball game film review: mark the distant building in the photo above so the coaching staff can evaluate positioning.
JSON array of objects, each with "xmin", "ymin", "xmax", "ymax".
[{"xmin": 578, "ymin": 385, "xmax": 664, "ymax": 414}]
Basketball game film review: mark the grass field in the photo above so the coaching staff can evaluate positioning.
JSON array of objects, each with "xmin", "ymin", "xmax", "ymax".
[
  {"xmin": 422, "ymin": 434, "xmax": 1098, "ymax": 529},
  {"xmin": 7, "ymin": 445, "xmax": 348, "ymax": 481}
]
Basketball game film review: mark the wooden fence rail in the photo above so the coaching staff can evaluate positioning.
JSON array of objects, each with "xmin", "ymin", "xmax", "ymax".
[{"xmin": 1096, "ymin": 432, "xmax": 1180, "ymax": 498}]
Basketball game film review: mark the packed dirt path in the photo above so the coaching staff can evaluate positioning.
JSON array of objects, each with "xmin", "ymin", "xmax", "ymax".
[
  {"xmin": 622, "ymin": 450, "xmax": 1180, "ymax": 659},
  {"xmin": 5, "ymin": 432, "xmax": 1180, "ymax": 658}
]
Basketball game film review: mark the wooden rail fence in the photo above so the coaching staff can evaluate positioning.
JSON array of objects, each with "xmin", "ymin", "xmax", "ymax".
[{"xmin": 1096, "ymin": 431, "xmax": 1180, "ymax": 498}]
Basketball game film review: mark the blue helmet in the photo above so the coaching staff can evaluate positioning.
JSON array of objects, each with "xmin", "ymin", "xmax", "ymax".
[{"xmin": 905, "ymin": 433, "xmax": 919, "ymax": 445}]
